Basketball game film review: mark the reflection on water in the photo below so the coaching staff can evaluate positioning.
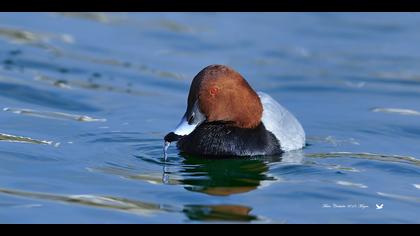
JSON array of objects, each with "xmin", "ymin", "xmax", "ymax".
[
  {"xmin": 183, "ymin": 204, "xmax": 257, "ymax": 222},
  {"xmin": 34, "ymin": 74, "xmax": 158, "ymax": 96},
  {"xmin": 3, "ymin": 107, "xmax": 106, "ymax": 122},
  {"xmin": 56, "ymin": 13, "xmax": 113, "ymax": 24},
  {"xmin": 1, "ymin": 13, "xmax": 420, "ymax": 223},
  {"xmin": 377, "ymin": 192, "xmax": 420, "ymax": 203},
  {"xmin": 0, "ymin": 27, "xmax": 73, "ymax": 46},
  {"xmin": 0, "ymin": 132, "xmax": 52, "ymax": 145},
  {"xmin": 0, "ymin": 187, "xmax": 258, "ymax": 222},
  {"xmin": 0, "ymin": 81, "xmax": 98, "ymax": 111},
  {"xmin": 96, "ymin": 155, "xmax": 283, "ymax": 196},
  {"xmin": 306, "ymin": 152, "xmax": 420, "ymax": 166},
  {"xmin": 371, "ymin": 107, "xmax": 420, "ymax": 116},
  {"xmin": 177, "ymin": 156, "xmax": 279, "ymax": 196}
]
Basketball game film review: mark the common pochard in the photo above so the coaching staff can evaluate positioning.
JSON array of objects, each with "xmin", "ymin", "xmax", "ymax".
[{"xmin": 164, "ymin": 65, "xmax": 305, "ymax": 157}]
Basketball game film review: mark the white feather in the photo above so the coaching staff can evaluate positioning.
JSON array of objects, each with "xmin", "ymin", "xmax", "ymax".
[{"xmin": 258, "ymin": 92, "xmax": 305, "ymax": 151}]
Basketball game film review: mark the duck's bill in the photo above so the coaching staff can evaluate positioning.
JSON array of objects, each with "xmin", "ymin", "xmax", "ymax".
[
  {"xmin": 164, "ymin": 132, "xmax": 182, "ymax": 142},
  {"xmin": 164, "ymin": 115, "xmax": 197, "ymax": 143}
]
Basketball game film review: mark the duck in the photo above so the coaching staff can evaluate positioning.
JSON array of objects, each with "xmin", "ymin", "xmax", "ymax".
[{"xmin": 164, "ymin": 64, "xmax": 305, "ymax": 157}]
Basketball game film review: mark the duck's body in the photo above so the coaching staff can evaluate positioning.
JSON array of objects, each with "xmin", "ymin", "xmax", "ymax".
[
  {"xmin": 177, "ymin": 121, "xmax": 281, "ymax": 156},
  {"xmin": 164, "ymin": 65, "xmax": 305, "ymax": 157}
]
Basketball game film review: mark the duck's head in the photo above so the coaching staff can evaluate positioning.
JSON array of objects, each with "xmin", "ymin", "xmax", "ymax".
[{"xmin": 164, "ymin": 64, "xmax": 262, "ymax": 143}]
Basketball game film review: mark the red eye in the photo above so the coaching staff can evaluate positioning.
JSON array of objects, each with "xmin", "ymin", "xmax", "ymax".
[{"xmin": 210, "ymin": 87, "xmax": 219, "ymax": 96}]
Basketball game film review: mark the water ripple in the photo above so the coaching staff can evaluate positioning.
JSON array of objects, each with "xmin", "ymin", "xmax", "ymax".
[
  {"xmin": 377, "ymin": 192, "xmax": 420, "ymax": 203},
  {"xmin": 0, "ymin": 132, "xmax": 52, "ymax": 145},
  {"xmin": 371, "ymin": 107, "xmax": 420, "ymax": 116},
  {"xmin": 0, "ymin": 26, "xmax": 74, "ymax": 45},
  {"xmin": 307, "ymin": 136, "xmax": 360, "ymax": 146},
  {"xmin": 56, "ymin": 13, "xmax": 114, "ymax": 24},
  {"xmin": 3, "ymin": 107, "xmax": 106, "ymax": 122},
  {"xmin": 336, "ymin": 181, "xmax": 368, "ymax": 189},
  {"xmin": 0, "ymin": 81, "xmax": 98, "ymax": 111},
  {"xmin": 34, "ymin": 74, "xmax": 158, "ymax": 96},
  {"xmin": 306, "ymin": 152, "xmax": 420, "ymax": 166}
]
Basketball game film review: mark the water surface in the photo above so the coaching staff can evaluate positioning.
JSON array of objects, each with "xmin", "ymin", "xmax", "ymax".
[{"xmin": 0, "ymin": 13, "xmax": 419, "ymax": 223}]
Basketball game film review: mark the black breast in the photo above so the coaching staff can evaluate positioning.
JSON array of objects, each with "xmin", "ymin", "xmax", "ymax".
[{"xmin": 177, "ymin": 121, "xmax": 282, "ymax": 157}]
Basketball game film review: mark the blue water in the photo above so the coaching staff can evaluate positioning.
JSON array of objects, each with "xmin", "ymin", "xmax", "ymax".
[{"xmin": 0, "ymin": 13, "xmax": 419, "ymax": 223}]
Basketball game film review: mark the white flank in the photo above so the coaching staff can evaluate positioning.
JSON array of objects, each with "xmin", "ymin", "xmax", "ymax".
[{"xmin": 258, "ymin": 92, "xmax": 305, "ymax": 151}]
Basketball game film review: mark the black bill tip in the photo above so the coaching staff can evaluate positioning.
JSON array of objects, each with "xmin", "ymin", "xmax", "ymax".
[{"xmin": 164, "ymin": 132, "xmax": 182, "ymax": 142}]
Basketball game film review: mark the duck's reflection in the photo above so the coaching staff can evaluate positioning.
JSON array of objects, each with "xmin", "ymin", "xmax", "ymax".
[
  {"xmin": 174, "ymin": 155, "xmax": 281, "ymax": 196},
  {"xmin": 93, "ymin": 151, "xmax": 304, "ymax": 222},
  {"xmin": 182, "ymin": 204, "xmax": 257, "ymax": 221},
  {"xmin": 162, "ymin": 155, "xmax": 283, "ymax": 221}
]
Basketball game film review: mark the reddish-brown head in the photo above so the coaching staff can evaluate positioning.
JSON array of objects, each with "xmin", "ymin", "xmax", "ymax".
[
  {"xmin": 187, "ymin": 64, "xmax": 263, "ymax": 129},
  {"xmin": 164, "ymin": 64, "xmax": 263, "ymax": 143}
]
